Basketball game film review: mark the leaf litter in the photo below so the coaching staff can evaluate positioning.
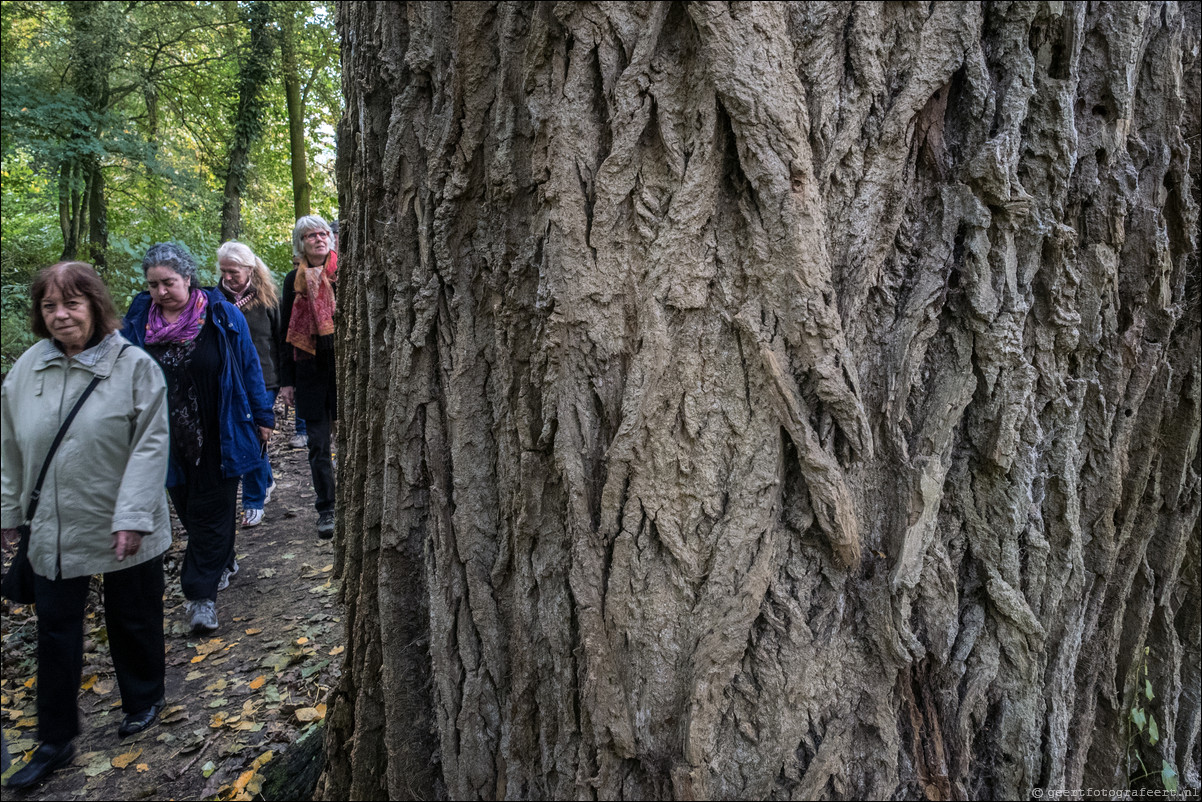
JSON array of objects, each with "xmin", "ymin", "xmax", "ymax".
[{"xmin": 0, "ymin": 438, "xmax": 342, "ymax": 800}]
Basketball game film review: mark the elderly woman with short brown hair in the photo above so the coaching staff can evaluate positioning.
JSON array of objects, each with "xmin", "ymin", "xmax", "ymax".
[{"xmin": 1, "ymin": 262, "xmax": 171, "ymax": 789}]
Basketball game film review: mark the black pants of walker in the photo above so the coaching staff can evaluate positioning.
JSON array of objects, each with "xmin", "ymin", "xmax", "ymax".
[
  {"xmin": 303, "ymin": 412, "xmax": 336, "ymax": 514},
  {"xmin": 33, "ymin": 556, "xmax": 166, "ymax": 744},
  {"xmin": 169, "ymin": 476, "xmax": 239, "ymax": 602}
]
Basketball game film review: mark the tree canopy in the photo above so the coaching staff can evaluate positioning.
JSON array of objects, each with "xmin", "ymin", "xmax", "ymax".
[{"xmin": 1, "ymin": 0, "xmax": 341, "ymax": 369}]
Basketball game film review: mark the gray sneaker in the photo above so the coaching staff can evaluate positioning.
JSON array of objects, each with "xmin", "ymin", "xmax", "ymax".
[
  {"xmin": 317, "ymin": 510, "xmax": 335, "ymax": 539},
  {"xmin": 187, "ymin": 599, "xmax": 219, "ymax": 634},
  {"xmin": 217, "ymin": 559, "xmax": 240, "ymax": 591},
  {"xmin": 289, "ymin": 433, "xmax": 308, "ymax": 449}
]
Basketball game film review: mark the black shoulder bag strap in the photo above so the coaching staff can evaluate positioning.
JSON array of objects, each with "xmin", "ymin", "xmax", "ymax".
[{"xmin": 24, "ymin": 343, "xmax": 132, "ymax": 524}]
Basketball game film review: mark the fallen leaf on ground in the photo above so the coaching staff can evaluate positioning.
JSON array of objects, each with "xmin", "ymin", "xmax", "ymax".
[
  {"xmin": 248, "ymin": 675, "xmax": 267, "ymax": 690},
  {"xmin": 83, "ymin": 752, "xmax": 112, "ymax": 777},
  {"xmin": 136, "ymin": 763, "xmax": 150, "ymax": 772},
  {"xmin": 329, "ymin": 646, "xmax": 344, "ymax": 656},
  {"xmin": 92, "ymin": 679, "xmax": 114, "ymax": 695},
  {"xmin": 195, "ymin": 639, "xmax": 225, "ymax": 655},
  {"xmin": 295, "ymin": 706, "xmax": 324, "ymax": 723},
  {"xmin": 245, "ymin": 628, "xmax": 262, "ymax": 635},
  {"xmin": 81, "ymin": 674, "xmax": 98, "ymax": 691},
  {"xmin": 191, "ymin": 654, "xmax": 207, "ymax": 664},
  {"xmin": 160, "ymin": 705, "xmax": 189, "ymax": 724},
  {"xmin": 112, "ymin": 748, "xmax": 142, "ymax": 769}
]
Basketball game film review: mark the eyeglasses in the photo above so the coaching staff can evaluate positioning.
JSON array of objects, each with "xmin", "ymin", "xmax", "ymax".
[{"xmin": 303, "ymin": 231, "xmax": 329, "ymax": 241}]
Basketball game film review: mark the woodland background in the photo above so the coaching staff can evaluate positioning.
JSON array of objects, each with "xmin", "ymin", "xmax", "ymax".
[{"xmin": 0, "ymin": 0, "xmax": 342, "ymax": 372}]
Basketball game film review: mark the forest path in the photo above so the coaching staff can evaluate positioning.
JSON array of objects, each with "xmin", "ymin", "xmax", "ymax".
[{"xmin": 1, "ymin": 412, "xmax": 341, "ymax": 801}]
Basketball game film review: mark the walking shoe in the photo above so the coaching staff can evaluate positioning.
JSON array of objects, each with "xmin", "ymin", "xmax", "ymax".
[
  {"xmin": 217, "ymin": 559, "xmax": 240, "ymax": 591},
  {"xmin": 118, "ymin": 698, "xmax": 165, "ymax": 738},
  {"xmin": 263, "ymin": 480, "xmax": 277, "ymax": 505},
  {"xmin": 187, "ymin": 599, "xmax": 219, "ymax": 634},
  {"xmin": 242, "ymin": 507, "xmax": 264, "ymax": 527},
  {"xmin": 289, "ymin": 433, "xmax": 308, "ymax": 449},
  {"xmin": 317, "ymin": 510, "xmax": 335, "ymax": 539},
  {"xmin": 7, "ymin": 741, "xmax": 76, "ymax": 789}
]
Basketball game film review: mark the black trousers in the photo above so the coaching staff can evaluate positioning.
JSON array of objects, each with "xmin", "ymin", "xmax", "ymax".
[
  {"xmin": 303, "ymin": 412, "xmax": 336, "ymax": 514},
  {"xmin": 33, "ymin": 556, "xmax": 166, "ymax": 744},
  {"xmin": 169, "ymin": 476, "xmax": 239, "ymax": 602}
]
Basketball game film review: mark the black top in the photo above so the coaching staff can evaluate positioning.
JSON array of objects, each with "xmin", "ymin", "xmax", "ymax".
[
  {"xmin": 145, "ymin": 314, "xmax": 225, "ymax": 488},
  {"xmin": 279, "ymin": 269, "xmax": 337, "ymax": 422}
]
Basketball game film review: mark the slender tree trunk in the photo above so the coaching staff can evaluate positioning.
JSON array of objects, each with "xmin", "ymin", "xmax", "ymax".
[
  {"xmin": 58, "ymin": 160, "xmax": 79, "ymax": 261},
  {"xmin": 324, "ymin": 2, "xmax": 1201, "ymax": 800},
  {"xmin": 86, "ymin": 159, "xmax": 106, "ymax": 270},
  {"xmin": 220, "ymin": 1, "xmax": 274, "ymax": 242},
  {"xmin": 280, "ymin": 4, "xmax": 312, "ymax": 220},
  {"xmin": 63, "ymin": 2, "xmax": 118, "ymax": 267}
]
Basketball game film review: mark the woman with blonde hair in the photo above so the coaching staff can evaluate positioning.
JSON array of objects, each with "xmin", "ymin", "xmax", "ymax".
[{"xmin": 215, "ymin": 241, "xmax": 282, "ymax": 541}]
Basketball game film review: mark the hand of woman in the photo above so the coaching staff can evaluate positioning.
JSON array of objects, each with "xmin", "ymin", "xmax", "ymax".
[
  {"xmin": 259, "ymin": 426, "xmax": 273, "ymax": 443},
  {"xmin": 112, "ymin": 530, "xmax": 144, "ymax": 561}
]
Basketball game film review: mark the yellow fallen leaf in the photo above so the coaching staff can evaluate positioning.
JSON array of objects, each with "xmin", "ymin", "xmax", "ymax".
[
  {"xmin": 16, "ymin": 717, "xmax": 37, "ymax": 728},
  {"xmin": 295, "ymin": 637, "xmax": 309, "ymax": 645},
  {"xmin": 81, "ymin": 675, "xmax": 98, "ymax": 691},
  {"xmin": 294, "ymin": 707, "xmax": 322, "ymax": 723},
  {"xmin": 24, "ymin": 678, "xmax": 36, "ymax": 689},
  {"xmin": 233, "ymin": 769, "xmax": 257, "ymax": 794},
  {"xmin": 136, "ymin": 763, "xmax": 150, "ymax": 773},
  {"xmin": 245, "ymin": 628, "xmax": 262, "ymax": 636},
  {"xmin": 321, "ymin": 564, "xmax": 333, "ymax": 572},
  {"xmin": 191, "ymin": 655, "xmax": 207, "ymax": 664},
  {"xmin": 316, "ymin": 703, "xmax": 327, "ymax": 717},
  {"xmin": 252, "ymin": 750, "xmax": 274, "ymax": 769},
  {"xmin": 210, "ymin": 712, "xmax": 227, "ymax": 728},
  {"xmin": 249, "ymin": 675, "xmax": 267, "ymax": 690},
  {"xmin": 195, "ymin": 639, "xmax": 225, "ymax": 656},
  {"xmin": 112, "ymin": 748, "xmax": 142, "ymax": 769},
  {"xmin": 328, "ymin": 646, "xmax": 344, "ymax": 656},
  {"xmin": 92, "ymin": 679, "xmax": 114, "ymax": 696}
]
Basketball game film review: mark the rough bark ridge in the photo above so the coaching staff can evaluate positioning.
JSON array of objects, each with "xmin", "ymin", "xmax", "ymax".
[{"xmin": 323, "ymin": 2, "xmax": 1201, "ymax": 799}]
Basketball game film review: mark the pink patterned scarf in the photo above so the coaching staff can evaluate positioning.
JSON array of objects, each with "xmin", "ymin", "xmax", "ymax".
[{"xmin": 146, "ymin": 288, "xmax": 208, "ymax": 344}]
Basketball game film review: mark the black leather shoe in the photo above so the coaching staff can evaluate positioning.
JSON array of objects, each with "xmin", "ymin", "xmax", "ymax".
[
  {"xmin": 6, "ymin": 741, "xmax": 75, "ymax": 790},
  {"xmin": 118, "ymin": 698, "xmax": 165, "ymax": 738}
]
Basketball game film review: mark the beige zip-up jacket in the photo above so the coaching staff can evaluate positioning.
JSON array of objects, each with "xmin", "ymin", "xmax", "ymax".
[{"xmin": 1, "ymin": 331, "xmax": 172, "ymax": 579}]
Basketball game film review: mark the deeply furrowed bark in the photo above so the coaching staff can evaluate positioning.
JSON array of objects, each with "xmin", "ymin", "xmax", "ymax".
[{"xmin": 321, "ymin": 2, "xmax": 1201, "ymax": 799}]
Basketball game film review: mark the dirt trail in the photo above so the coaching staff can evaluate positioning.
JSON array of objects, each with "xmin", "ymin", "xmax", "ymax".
[{"xmin": 1, "ymin": 416, "xmax": 341, "ymax": 800}]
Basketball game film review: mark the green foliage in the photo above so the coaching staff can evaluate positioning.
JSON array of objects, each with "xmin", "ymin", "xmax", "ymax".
[
  {"xmin": 0, "ymin": 1, "xmax": 341, "ymax": 372},
  {"xmin": 1127, "ymin": 647, "xmax": 1180, "ymax": 793}
]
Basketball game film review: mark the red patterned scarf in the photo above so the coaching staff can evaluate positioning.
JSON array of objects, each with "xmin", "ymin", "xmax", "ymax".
[{"xmin": 286, "ymin": 251, "xmax": 337, "ymax": 356}]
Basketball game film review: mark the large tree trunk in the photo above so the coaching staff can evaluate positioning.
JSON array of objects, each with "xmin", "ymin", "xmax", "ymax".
[{"xmin": 323, "ymin": 2, "xmax": 1201, "ymax": 799}]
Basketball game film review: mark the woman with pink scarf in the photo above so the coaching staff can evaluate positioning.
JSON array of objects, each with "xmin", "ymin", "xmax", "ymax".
[{"xmin": 122, "ymin": 243, "xmax": 274, "ymax": 635}]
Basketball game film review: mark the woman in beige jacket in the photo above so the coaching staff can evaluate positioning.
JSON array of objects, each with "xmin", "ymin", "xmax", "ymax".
[{"xmin": 1, "ymin": 262, "xmax": 171, "ymax": 790}]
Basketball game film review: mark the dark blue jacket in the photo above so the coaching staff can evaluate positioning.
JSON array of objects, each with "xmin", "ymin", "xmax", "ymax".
[{"xmin": 123, "ymin": 288, "xmax": 275, "ymax": 487}]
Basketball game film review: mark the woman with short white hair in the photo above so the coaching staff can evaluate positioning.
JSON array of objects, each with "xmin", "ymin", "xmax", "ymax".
[{"xmin": 279, "ymin": 215, "xmax": 338, "ymax": 538}]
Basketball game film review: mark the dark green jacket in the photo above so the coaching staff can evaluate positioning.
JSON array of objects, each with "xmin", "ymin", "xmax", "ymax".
[{"xmin": 219, "ymin": 285, "xmax": 282, "ymax": 391}]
